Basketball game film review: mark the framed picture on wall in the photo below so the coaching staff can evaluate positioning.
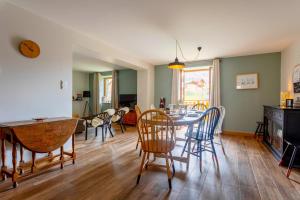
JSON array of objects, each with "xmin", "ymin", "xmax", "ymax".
[{"xmin": 236, "ymin": 73, "xmax": 258, "ymax": 89}]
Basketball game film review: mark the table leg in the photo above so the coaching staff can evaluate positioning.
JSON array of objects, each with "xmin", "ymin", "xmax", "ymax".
[
  {"xmin": 19, "ymin": 145, "xmax": 24, "ymax": 174},
  {"xmin": 60, "ymin": 146, "xmax": 64, "ymax": 169},
  {"xmin": 72, "ymin": 134, "xmax": 76, "ymax": 164},
  {"xmin": 31, "ymin": 152, "xmax": 36, "ymax": 173},
  {"xmin": 85, "ymin": 120, "xmax": 88, "ymax": 140},
  {"xmin": 1, "ymin": 138, "xmax": 6, "ymax": 181},
  {"xmin": 12, "ymin": 143, "xmax": 17, "ymax": 187},
  {"xmin": 186, "ymin": 124, "xmax": 194, "ymax": 170}
]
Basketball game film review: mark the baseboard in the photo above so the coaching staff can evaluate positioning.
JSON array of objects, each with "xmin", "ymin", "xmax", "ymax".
[{"xmin": 222, "ymin": 130, "xmax": 254, "ymax": 136}]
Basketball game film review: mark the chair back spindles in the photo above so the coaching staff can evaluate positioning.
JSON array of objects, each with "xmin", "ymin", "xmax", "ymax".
[{"xmin": 196, "ymin": 107, "xmax": 220, "ymax": 141}]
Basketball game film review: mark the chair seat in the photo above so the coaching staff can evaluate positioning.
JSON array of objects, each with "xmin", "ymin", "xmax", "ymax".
[
  {"xmin": 256, "ymin": 121, "xmax": 264, "ymax": 125},
  {"xmin": 141, "ymin": 140, "xmax": 175, "ymax": 153},
  {"xmin": 111, "ymin": 115, "xmax": 121, "ymax": 122},
  {"xmin": 91, "ymin": 117, "xmax": 104, "ymax": 127}
]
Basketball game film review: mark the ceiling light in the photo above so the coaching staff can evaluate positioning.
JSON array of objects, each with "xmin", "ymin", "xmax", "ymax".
[{"xmin": 168, "ymin": 40, "xmax": 185, "ymax": 69}]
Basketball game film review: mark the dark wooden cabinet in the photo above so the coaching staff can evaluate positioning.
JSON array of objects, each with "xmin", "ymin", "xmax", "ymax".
[{"xmin": 263, "ymin": 106, "xmax": 300, "ymax": 166}]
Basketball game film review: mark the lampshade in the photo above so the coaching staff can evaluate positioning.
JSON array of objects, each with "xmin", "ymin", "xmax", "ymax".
[
  {"xmin": 83, "ymin": 91, "xmax": 91, "ymax": 98},
  {"xmin": 168, "ymin": 57, "xmax": 185, "ymax": 69}
]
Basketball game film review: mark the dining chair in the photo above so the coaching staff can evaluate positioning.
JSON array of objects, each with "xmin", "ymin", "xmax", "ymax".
[
  {"xmin": 111, "ymin": 109, "xmax": 126, "ymax": 133},
  {"xmin": 136, "ymin": 109, "xmax": 176, "ymax": 189},
  {"xmin": 192, "ymin": 103, "xmax": 208, "ymax": 111},
  {"xmin": 214, "ymin": 106, "xmax": 226, "ymax": 155},
  {"xmin": 88, "ymin": 112, "xmax": 113, "ymax": 142},
  {"xmin": 135, "ymin": 105, "xmax": 142, "ymax": 156},
  {"xmin": 181, "ymin": 107, "xmax": 220, "ymax": 170}
]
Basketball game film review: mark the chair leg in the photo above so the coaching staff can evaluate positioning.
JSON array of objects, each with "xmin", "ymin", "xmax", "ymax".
[
  {"xmin": 101, "ymin": 126, "xmax": 104, "ymax": 142},
  {"xmin": 254, "ymin": 124, "xmax": 260, "ymax": 138},
  {"xmin": 199, "ymin": 141, "xmax": 202, "ymax": 171},
  {"xmin": 119, "ymin": 122, "xmax": 124, "ymax": 133},
  {"xmin": 219, "ymin": 134, "xmax": 226, "ymax": 155},
  {"xmin": 192, "ymin": 141, "xmax": 197, "ymax": 152},
  {"xmin": 135, "ymin": 139, "xmax": 139, "ymax": 150},
  {"xmin": 85, "ymin": 125, "xmax": 88, "ymax": 140},
  {"xmin": 181, "ymin": 139, "xmax": 188, "ymax": 157},
  {"xmin": 279, "ymin": 143, "xmax": 290, "ymax": 166},
  {"xmin": 95, "ymin": 127, "xmax": 98, "ymax": 137},
  {"xmin": 164, "ymin": 153, "xmax": 172, "ymax": 189},
  {"xmin": 211, "ymin": 140, "xmax": 219, "ymax": 167},
  {"xmin": 169, "ymin": 152, "xmax": 175, "ymax": 177},
  {"xmin": 123, "ymin": 123, "xmax": 127, "ymax": 131},
  {"xmin": 287, "ymin": 146, "xmax": 297, "ymax": 178},
  {"xmin": 108, "ymin": 126, "xmax": 114, "ymax": 137},
  {"xmin": 145, "ymin": 152, "xmax": 150, "ymax": 169},
  {"xmin": 137, "ymin": 151, "xmax": 147, "ymax": 185}
]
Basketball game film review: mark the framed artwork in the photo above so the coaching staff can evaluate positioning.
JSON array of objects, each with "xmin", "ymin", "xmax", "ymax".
[
  {"xmin": 236, "ymin": 73, "xmax": 258, "ymax": 89},
  {"xmin": 293, "ymin": 64, "xmax": 300, "ymax": 93}
]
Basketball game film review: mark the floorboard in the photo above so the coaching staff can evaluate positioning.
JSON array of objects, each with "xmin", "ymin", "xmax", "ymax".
[{"xmin": 0, "ymin": 126, "xmax": 299, "ymax": 200}]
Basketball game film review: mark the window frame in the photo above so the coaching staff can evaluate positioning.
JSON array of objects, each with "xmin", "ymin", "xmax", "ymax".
[
  {"xmin": 103, "ymin": 77, "xmax": 112, "ymax": 98},
  {"xmin": 181, "ymin": 67, "xmax": 211, "ymax": 104}
]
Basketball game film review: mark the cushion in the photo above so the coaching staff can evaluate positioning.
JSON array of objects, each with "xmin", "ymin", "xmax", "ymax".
[
  {"xmin": 104, "ymin": 109, "xmax": 116, "ymax": 116},
  {"xmin": 111, "ymin": 115, "xmax": 121, "ymax": 122},
  {"xmin": 91, "ymin": 117, "xmax": 104, "ymax": 127}
]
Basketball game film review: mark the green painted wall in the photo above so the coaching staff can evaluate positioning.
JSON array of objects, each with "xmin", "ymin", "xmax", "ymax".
[
  {"xmin": 220, "ymin": 53, "xmax": 280, "ymax": 132},
  {"xmin": 154, "ymin": 53, "xmax": 281, "ymax": 132},
  {"xmin": 100, "ymin": 71, "xmax": 112, "ymax": 76},
  {"xmin": 118, "ymin": 69, "xmax": 137, "ymax": 94}
]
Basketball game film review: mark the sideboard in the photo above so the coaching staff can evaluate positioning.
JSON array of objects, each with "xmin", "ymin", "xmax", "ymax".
[{"xmin": 263, "ymin": 105, "xmax": 300, "ymax": 167}]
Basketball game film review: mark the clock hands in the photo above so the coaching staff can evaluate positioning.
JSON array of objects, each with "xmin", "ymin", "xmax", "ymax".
[{"xmin": 23, "ymin": 43, "xmax": 34, "ymax": 52}]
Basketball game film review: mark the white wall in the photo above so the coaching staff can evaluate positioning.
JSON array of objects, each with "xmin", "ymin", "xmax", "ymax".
[
  {"xmin": 72, "ymin": 71, "xmax": 90, "ymax": 117},
  {"xmin": 0, "ymin": 2, "xmax": 154, "ymax": 167},
  {"xmin": 137, "ymin": 67, "xmax": 155, "ymax": 111},
  {"xmin": 0, "ymin": 3, "xmax": 73, "ymax": 122},
  {"xmin": 281, "ymin": 39, "xmax": 300, "ymax": 98}
]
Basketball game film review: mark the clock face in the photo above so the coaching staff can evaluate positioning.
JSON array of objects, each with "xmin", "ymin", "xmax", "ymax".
[{"xmin": 19, "ymin": 40, "xmax": 40, "ymax": 58}]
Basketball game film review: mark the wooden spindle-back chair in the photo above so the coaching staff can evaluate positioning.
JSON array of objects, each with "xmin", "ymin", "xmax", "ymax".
[
  {"xmin": 135, "ymin": 105, "xmax": 142, "ymax": 155},
  {"xmin": 136, "ymin": 109, "xmax": 176, "ymax": 189}
]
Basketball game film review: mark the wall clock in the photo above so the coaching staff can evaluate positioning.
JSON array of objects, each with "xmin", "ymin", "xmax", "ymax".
[{"xmin": 19, "ymin": 40, "xmax": 40, "ymax": 58}]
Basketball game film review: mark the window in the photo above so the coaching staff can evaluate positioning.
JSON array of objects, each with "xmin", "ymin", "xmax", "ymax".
[
  {"xmin": 181, "ymin": 67, "xmax": 210, "ymax": 106},
  {"xmin": 104, "ymin": 77, "xmax": 112, "ymax": 102}
]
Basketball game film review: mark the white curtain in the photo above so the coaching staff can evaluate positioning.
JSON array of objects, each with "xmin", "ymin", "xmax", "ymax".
[
  {"xmin": 209, "ymin": 59, "xmax": 221, "ymax": 107},
  {"xmin": 92, "ymin": 73, "xmax": 102, "ymax": 114},
  {"xmin": 171, "ymin": 69, "xmax": 182, "ymax": 104},
  {"xmin": 111, "ymin": 70, "xmax": 119, "ymax": 109}
]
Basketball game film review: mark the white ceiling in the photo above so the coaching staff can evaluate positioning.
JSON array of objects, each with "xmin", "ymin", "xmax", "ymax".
[
  {"xmin": 73, "ymin": 52, "xmax": 126, "ymax": 72},
  {"xmin": 10, "ymin": 0, "xmax": 300, "ymax": 65}
]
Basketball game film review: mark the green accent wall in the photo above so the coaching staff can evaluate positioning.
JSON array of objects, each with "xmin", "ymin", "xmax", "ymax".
[
  {"xmin": 155, "ymin": 65, "xmax": 173, "ymax": 106},
  {"xmin": 118, "ymin": 69, "xmax": 137, "ymax": 94},
  {"xmin": 100, "ymin": 71, "xmax": 112, "ymax": 76},
  {"xmin": 154, "ymin": 53, "xmax": 281, "ymax": 132},
  {"xmin": 220, "ymin": 53, "xmax": 280, "ymax": 132}
]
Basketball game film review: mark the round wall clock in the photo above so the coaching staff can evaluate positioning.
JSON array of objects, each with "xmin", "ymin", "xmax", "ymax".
[{"xmin": 19, "ymin": 40, "xmax": 40, "ymax": 58}]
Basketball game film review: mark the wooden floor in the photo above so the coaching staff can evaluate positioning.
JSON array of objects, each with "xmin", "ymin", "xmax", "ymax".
[{"xmin": 0, "ymin": 126, "xmax": 299, "ymax": 200}]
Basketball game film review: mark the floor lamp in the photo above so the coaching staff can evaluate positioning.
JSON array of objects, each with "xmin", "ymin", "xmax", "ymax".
[{"xmin": 82, "ymin": 91, "xmax": 91, "ymax": 117}]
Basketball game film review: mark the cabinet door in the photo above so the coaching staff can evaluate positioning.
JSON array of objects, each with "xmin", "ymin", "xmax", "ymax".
[{"xmin": 271, "ymin": 122, "xmax": 283, "ymax": 154}]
